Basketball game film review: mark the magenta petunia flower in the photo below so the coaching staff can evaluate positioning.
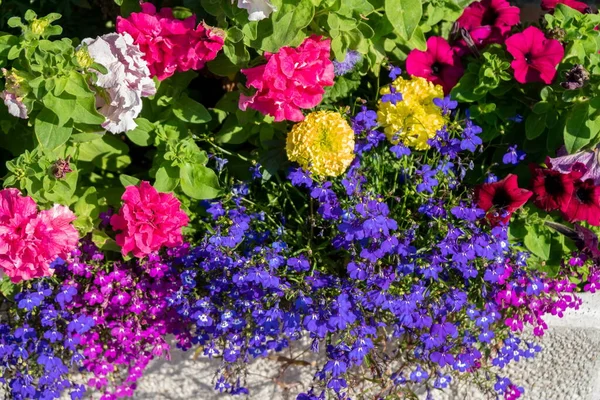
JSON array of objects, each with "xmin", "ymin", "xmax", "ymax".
[
  {"xmin": 110, "ymin": 181, "xmax": 189, "ymax": 258},
  {"xmin": 457, "ymin": 0, "xmax": 520, "ymax": 35},
  {"xmin": 239, "ymin": 35, "xmax": 334, "ymax": 122},
  {"xmin": 453, "ymin": 26, "xmax": 505, "ymax": 56},
  {"xmin": 505, "ymin": 26, "xmax": 564, "ymax": 84},
  {"xmin": 116, "ymin": 3, "xmax": 224, "ymax": 80},
  {"xmin": 541, "ymin": 0, "xmax": 590, "ymax": 13},
  {"xmin": 406, "ymin": 36, "xmax": 464, "ymax": 94},
  {"xmin": 0, "ymin": 189, "xmax": 79, "ymax": 283}
]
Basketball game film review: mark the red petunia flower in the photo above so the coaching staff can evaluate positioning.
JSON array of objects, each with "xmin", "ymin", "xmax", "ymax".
[
  {"xmin": 406, "ymin": 36, "xmax": 464, "ymax": 94},
  {"xmin": 474, "ymin": 174, "xmax": 533, "ymax": 225},
  {"xmin": 530, "ymin": 164, "xmax": 581, "ymax": 212},
  {"xmin": 541, "ymin": 0, "xmax": 590, "ymax": 13},
  {"xmin": 562, "ymin": 179, "xmax": 600, "ymax": 226},
  {"xmin": 457, "ymin": 0, "xmax": 520, "ymax": 35},
  {"xmin": 505, "ymin": 26, "xmax": 564, "ymax": 84}
]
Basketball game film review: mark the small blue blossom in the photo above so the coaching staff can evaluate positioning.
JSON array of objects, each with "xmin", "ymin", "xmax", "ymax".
[{"xmin": 502, "ymin": 145, "xmax": 526, "ymax": 165}]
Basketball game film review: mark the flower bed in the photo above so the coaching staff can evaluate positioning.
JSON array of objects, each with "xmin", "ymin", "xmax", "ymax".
[{"xmin": 0, "ymin": 1, "xmax": 599, "ymax": 399}]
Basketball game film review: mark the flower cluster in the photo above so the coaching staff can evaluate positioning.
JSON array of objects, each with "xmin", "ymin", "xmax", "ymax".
[
  {"xmin": 531, "ymin": 155, "xmax": 600, "ymax": 226},
  {"xmin": 1, "ymin": 276, "xmax": 91, "ymax": 400},
  {"xmin": 286, "ymin": 111, "xmax": 355, "ymax": 176},
  {"xmin": 154, "ymin": 97, "xmax": 586, "ymax": 400},
  {"xmin": 406, "ymin": 0, "xmax": 565, "ymax": 91},
  {"xmin": 58, "ymin": 243, "xmax": 185, "ymax": 398},
  {"xmin": 239, "ymin": 35, "xmax": 334, "ymax": 122},
  {"xmin": 0, "ymin": 241, "xmax": 186, "ymax": 400},
  {"xmin": 82, "ymin": 32, "xmax": 156, "ymax": 134},
  {"xmin": 110, "ymin": 181, "xmax": 189, "ymax": 257},
  {"xmin": 116, "ymin": 3, "xmax": 224, "ymax": 80},
  {"xmin": 0, "ymin": 189, "xmax": 79, "ymax": 283},
  {"xmin": 377, "ymin": 75, "xmax": 445, "ymax": 149}
]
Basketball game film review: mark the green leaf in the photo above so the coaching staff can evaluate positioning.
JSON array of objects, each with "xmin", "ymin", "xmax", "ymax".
[
  {"xmin": 91, "ymin": 229, "xmax": 121, "ymax": 253},
  {"xmin": 77, "ymin": 135, "xmax": 131, "ymax": 171},
  {"xmin": 407, "ymin": 26, "xmax": 427, "ymax": 50},
  {"xmin": 42, "ymin": 92, "xmax": 76, "ymax": 127},
  {"xmin": 64, "ymin": 71, "xmax": 94, "ymax": 98},
  {"xmin": 154, "ymin": 164, "xmax": 179, "ymax": 192},
  {"xmin": 450, "ymin": 73, "xmax": 485, "ymax": 102},
  {"xmin": 0, "ymin": 276, "xmax": 19, "ymax": 300},
  {"xmin": 256, "ymin": 0, "xmax": 314, "ymax": 52},
  {"xmin": 125, "ymin": 118, "xmax": 154, "ymax": 146},
  {"xmin": 217, "ymin": 116, "xmax": 250, "ymax": 144},
  {"xmin": 525, "ymin": 113, "xmax": 546, "ymax": 140},
  {"xmin": 34, "ymin": 109, "xmax": 73, "ymax": 149},
  {"xmin": 179, "ymin": 163, "xmax": 221, "ymax": 199},
  {"xmin": 73, "ymin": 187, "xmax": 100, "ymax": 235},
  {"xmin": 524, "ymin": 226, "xmax": 551, "ymax": 260},
  {"xmin": 173, "ymin": 95, "xmax": 212, "ymax": 124},
  {"xmin": 119, "ymin": 174, "xmax": 140, "ymax": 187},
  {"xmin": 384, "ymin": 0, "xmax": 423, "ymax": 40},
  {"xmin": 564, "ymin": 101, "xmax": 593, "ymax": 153}
]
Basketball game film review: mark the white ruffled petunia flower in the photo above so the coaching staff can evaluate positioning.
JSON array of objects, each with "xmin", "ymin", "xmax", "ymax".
[
  {"xmin": 0, "ymin": 91, "xmax": 28, "ymax": 119},
  {"xmin": 81, "ymin": 32, "xmax": 156, "ymax": 134},
  {"xmin": 235, "ymin": 0, "xmax": 277, "ymax": 21}
]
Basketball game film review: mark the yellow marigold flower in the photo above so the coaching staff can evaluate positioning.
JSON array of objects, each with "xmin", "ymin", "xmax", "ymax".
[
  {"xmin": 286, "ymin": 111, "xmax": 355, "ymax": 177},
  {"xmin": 377, "ymin": 76, "xmax": 444, "ymax": 150}
]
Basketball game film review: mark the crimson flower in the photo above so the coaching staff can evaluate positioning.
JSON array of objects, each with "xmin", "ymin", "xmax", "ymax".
[
  {"xmin": 457, "ymin": 0, "xmax": 520, "ymax": 35},
  {"xmin": 505, "ymin": 26, "xmax": 564, "ymax": 84},
  {"xmin": 562, "ymin": 179, "xmax": 600, "ymax": 226},
  {"xmin": 406, "ymin": 36, "xmax": 464, "ymax": 94},
  {"xmin": 474, "ymin": 174, "xmax": 532, "ymax": 225},
  {"xmin": 530, "ymin": 164, "xmax": 581, "ymax": 212},
  {"xmin": 541, "ymin": 0, "xmax": 590, "ymax": 13}
]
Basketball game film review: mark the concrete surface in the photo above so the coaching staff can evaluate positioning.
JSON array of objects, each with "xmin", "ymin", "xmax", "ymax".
[{"xmin": 130, "ymin": 293, "xmax": 600, "ymax": 400}]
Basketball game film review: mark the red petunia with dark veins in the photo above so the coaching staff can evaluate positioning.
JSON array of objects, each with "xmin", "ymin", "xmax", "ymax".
[
  {"xmin": 561, "ymin": 179, "xmax": 600, "ymax": 226},
  {"xmin": 530, "ymin": 163, "xmax": 581, "ymax": 212},
  {"xmin": 474, "ymin": 174, "xmax": 532, "ymax": 225}
]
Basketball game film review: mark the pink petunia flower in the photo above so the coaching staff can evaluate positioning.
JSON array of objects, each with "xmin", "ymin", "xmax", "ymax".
[
  {"xmin": 116, "ymin": 3, "xmax": 224, "ymax": 80},
  {"xmin": 406, "ymin": 36, "xmax": 464, "ymax": 94},
  {"xmin": 457, "ymin": 0, "xmax": 520, "ymax": 35},
  {"xmin": 541, "ymin": 0, "xmax": 590, "ymax": 13},
  {"xmin": 505, "ymin": 26, "xmax": 564, "ymax": 84},
  {"xmin": 110, "ymin": 181, "xmax": 189, "ymax": 258},
  {"xmin": 0, "ymin": 189, "xmax": 79, "ymax": 283},
  {"xmin": 238, "ymin": 35, "xmax": 334, "ymax": 122}
]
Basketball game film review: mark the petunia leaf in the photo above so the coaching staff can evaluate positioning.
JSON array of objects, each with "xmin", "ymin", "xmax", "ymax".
[
  {"xmin": 179, "ymin": 163, "xmax": 221, "ymax": 199},
  {"xmin": 564, "ymin": 101, "xmax": 595, "ymax": 153},
  {"xmin": 384, "ymin": 0, "xmax": 423, "ymax": 40}
]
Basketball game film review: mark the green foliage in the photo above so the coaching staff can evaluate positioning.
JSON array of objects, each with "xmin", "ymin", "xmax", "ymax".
[{"xmin": 460, "ymin": 5, "xmax": 600, "ymax": 160}]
